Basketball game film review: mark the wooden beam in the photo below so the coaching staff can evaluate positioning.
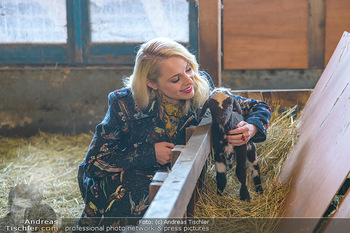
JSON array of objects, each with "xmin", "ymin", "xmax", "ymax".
[
  {"xmin": 232, "ymin": 89, "xmax": 312, "ymax": 107},
  {"xmin": 171, "ymin": 145, "xmax": 185, "ymax": 168},
  {"xmin": 308, "ymin": 0, "xmax": 326, "ymax": 68},
  {"xmin": 198, "ymin": 0, "xmax": 222, "ymax": 86},
  {"xmin": 276, "ymin": 32, "xmax": 350, "ymax": 233},
  {"xmin": 149, "ymin": 172, "xmax": 169, "ymax": 203},
  {"xmin": 143, "ymin": 116, "xmax": 211, "ymax": 218},
  {"xmin": 121, "ymin": 115, "xmax": 211, "ymax": 233}
]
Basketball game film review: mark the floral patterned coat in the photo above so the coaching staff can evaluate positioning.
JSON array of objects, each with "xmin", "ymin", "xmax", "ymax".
[{"xmin": 77, "ymin": 72, "xmax": 271, "ymax": 221}]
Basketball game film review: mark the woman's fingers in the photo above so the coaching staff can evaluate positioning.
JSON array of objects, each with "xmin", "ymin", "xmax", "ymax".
[
  {"xmin": 226, "ymin": 132, "xmax": 249, "ymax": 146},
  {"xmin": 226, "ymin": 121, "xmax": 257, "ymax": 146},
  {"xmin": 155, "ymin": 142, "xmax": 175, "ymax": 165},
  {"xmin": 227, "ymin": 121, "xmax": 247, "ymax": 135}
]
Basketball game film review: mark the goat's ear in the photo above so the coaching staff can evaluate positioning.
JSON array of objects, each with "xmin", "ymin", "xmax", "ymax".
[
  {"xmin": 199, "ymin": 99, "xmax": 210, "ymax": 118},
  {"xmin": 232, "ymin": 97, "xmax": 242, "ymax": 114}
]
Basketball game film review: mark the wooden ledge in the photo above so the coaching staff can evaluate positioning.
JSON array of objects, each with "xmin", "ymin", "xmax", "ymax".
[{"xmin": 232, "ymin": 89, "xmax": 312, "ymax": 107}]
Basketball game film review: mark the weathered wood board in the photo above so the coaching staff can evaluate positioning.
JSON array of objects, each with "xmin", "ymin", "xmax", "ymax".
[
  {"xmin": 122, "ymin": 116, "xmax": 211, "ymax": 233},
  {"xmin": 223, "ymin": 0, "xmax": 308, "ymax": 69},
  {"xmin": 277, "ymin": 31, "xmax": 350, "ymax": 232},
  {"xmin": 131, "ymin": 116, "xmax": 212, "ymax": 233}
]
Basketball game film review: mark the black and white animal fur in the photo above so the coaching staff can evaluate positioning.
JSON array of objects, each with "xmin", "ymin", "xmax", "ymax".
[{"xmin": 200, "ymin": 88, "xmax": 263, "ymax": 201}]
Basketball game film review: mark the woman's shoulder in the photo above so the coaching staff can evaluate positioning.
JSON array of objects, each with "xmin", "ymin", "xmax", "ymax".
[
  {"xmin": 107, "ymin": 87, "xmax": 154, "ymax": 119},
  {"xmin": 108, "ymin": 87, "xmax": 134, "ymax": 105}
]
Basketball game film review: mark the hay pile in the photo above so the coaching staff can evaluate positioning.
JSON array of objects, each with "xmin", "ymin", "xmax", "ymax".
[
  {"xmin": 195, "ymin": 107, "xmax": 300, "ymax": 232},
  {"xmin": 0, "ymin": 132, "xmax": 92, "ymax": 218}
]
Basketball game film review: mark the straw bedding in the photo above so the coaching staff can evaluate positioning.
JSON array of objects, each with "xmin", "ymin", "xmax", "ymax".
[
  {"xmin": 0, "ymin": 107, "xmax": 299, "ymax": 230},
  {"xmin": 194, "ymin": 107, "xmax": 300, "ymax": 232},
  {"xmin": 0, "ymin": 132, "xmax": 92, "ymax": 218}
]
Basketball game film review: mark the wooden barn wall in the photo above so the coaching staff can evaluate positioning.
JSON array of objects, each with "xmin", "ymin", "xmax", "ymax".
[
  {"xmin": 221, "ymin": 0, "xmax": 350, "ymax": 89},
  {"xmin": 0, "ymin": 67, "xmax": 129, "ymax": 136},
  {"xmin": 325, "ymin": 0, "xmax": 350, "ymax": 65},
  {"xmin": 223, "ymin": 0, "xmax": 309, "ymax": 70},
  {"xmin": 223, "ymin": 0, "xmax": 350, "ymax": 70}
]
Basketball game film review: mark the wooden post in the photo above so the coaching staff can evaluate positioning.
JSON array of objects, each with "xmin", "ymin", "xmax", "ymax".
[
  {"xmin": 171, "ymin": 145, "xmax": 186, "ymax": 168},
  {"xmin": 123, "ymin": 117, "xmax": 212, "ymax": 233},
  {"xmin": 308, "ymin": 0, "xmax": 326, "ymax": 68},
  {"xmin": 198, "ymin": 0, "xmax": 222, "ymax": 86},
  {"xmin": 144, "ymin": 116, "xmax": 212, "ymax": 220},
  {"xmin": 185, "ymin": 127, "xmax": 210, "ymax": 217},
  {"xmin": 149, "ymin": 172, "xmax": 169, "ymax": 203},
  {"xmin": 185, "ymin": 126, "xmax": 196, "ymax": 143}
]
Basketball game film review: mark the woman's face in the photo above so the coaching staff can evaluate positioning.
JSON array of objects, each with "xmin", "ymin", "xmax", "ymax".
[{"xmin": 147, "ymin": 56, "xmax": 195, "ymax": 106}]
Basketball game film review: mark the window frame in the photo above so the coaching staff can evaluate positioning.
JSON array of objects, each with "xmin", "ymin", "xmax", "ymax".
[{"xmin": 0, "ymin": 0, "xmax": 198, "ymax": 66}]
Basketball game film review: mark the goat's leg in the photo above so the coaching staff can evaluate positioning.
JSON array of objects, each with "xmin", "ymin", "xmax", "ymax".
[
  {"xmin": 235, "ymin": 145, "xmax": 250, "ymax": 202},
  {"xmin": 215, "ymin": 152, "xmax": 227, "ymax": 195},
  {"xmin": 246, "ymin": 142, "xmax": 263, "ymax": 194}
]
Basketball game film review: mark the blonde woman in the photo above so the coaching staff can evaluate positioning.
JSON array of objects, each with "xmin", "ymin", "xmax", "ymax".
[{"xmin": 75, "ymin": 38, "xmax": 271, "ymax": 229}]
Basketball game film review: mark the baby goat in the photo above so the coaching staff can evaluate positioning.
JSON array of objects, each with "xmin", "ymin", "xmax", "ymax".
[{"xmin": 200, "ymin": 88, "xmax": 263, "ymax": 201}]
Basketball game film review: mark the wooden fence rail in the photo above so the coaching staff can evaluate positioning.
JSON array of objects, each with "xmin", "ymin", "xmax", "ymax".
[{"xmin": 123, "ymin": 116, "xmax": 212, "ymax": 233}]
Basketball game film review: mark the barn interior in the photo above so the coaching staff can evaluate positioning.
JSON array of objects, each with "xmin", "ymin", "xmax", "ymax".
[{"xmin": 1, "ymin": 1, "xmax": 350, "ymax": 233}]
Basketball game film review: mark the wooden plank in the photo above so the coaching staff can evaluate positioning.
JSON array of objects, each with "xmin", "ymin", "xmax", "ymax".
[
  {"xmin": 198, "ymin": 0, "xmax": 222, "ymax": 86},
  {"xmin": 186, "ymin": 126, "xmax": 196, "ymax": 143},
  {"xmin": 140, "ymin": 116, "xmax": 211, "ymax": 224},
  {"xmin": 149, "ymin": 172, "xmax": 169, "ymax": 203},
  {"xmin": 325, "ymin": 0, "xmax": 350, "ymax": 65},
  {"xmin": 171, "ymin": 145, "xmax": 185, "ymax": 168},
  {"xmin": 223, "ymin": 0, "xmax": 308, "ymax": 69},
  {"xmin": 308, "ymin": 0, "xmax": 326, "ymax": 68},
  {"xmin": 232, "ymin": 89, "xmax": 312, "ymax": 107},
  {"xmin": 122, "ymin": 116, "xmax": 211, "ymax": 233},
  {"xmin": 277, "ymin": 32, "xmax": 350, "ymax": 233},
  {"xmin": 323, "ymin": 188, "xmax": 350, "ymax": 233}
]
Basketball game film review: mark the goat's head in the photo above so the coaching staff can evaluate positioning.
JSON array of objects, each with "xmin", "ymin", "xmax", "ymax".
[{"xmin": 200, "ymin": 88, "xmax": 242, "ymax": 126}]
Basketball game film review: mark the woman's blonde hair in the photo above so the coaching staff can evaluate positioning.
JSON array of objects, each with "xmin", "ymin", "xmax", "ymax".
[{"xmin": 125, "ymin": 37, "xmax": 210, "ymax": 115}]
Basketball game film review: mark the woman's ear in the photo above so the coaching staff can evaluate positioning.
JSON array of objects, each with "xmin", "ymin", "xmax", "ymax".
[{"xmin": 147, "ymin": 80, "xmax": 158, "ymax": 90}]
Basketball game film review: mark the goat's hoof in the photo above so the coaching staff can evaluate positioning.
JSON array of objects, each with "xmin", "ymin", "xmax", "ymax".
[
  {"xmin": 255, "ymin": 186, "xmax": 263, "ymax": 194},
  {"xmin": 239, "ymin": 187, "xmax": 250, "ymax": 202},
  {"xmin": 240, "ymin": 195, "xmax": 251, "ymax": 202}
]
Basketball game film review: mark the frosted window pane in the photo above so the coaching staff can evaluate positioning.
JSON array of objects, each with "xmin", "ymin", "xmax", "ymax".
[
  {"xmin": 90, "ymin": 0, "xmax": 189, "ymax": 43},
  {"xmin": 0, "ymin": 0, "xmax": 67, "ymax": 43}
]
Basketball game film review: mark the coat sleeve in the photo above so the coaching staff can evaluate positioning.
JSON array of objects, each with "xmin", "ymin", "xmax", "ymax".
[
  {"xmin": 83, "ymin": 92, "xmax": 158, "ymax": 178},
  {"xmin": 233, "ymin": 94, "xmax": 272, "ymax": 143}
]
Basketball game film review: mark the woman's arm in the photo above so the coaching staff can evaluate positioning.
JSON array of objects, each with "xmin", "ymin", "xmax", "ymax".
[
  {"xmin": 83, "ymin": 92, "xmax": 158, "ymax": 178},
  {"xmin": 230, "ymin": 95, "xmax": 271, "ymax": 143}
]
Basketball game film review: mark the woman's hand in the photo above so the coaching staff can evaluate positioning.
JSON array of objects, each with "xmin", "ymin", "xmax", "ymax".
[
  {"xmin": 226, "ymin": 121, "xmax": 258, "ymax": 146},
  {"xmin": 155, "ymin": 142, "xmax": 175, "ymax": 165}
]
